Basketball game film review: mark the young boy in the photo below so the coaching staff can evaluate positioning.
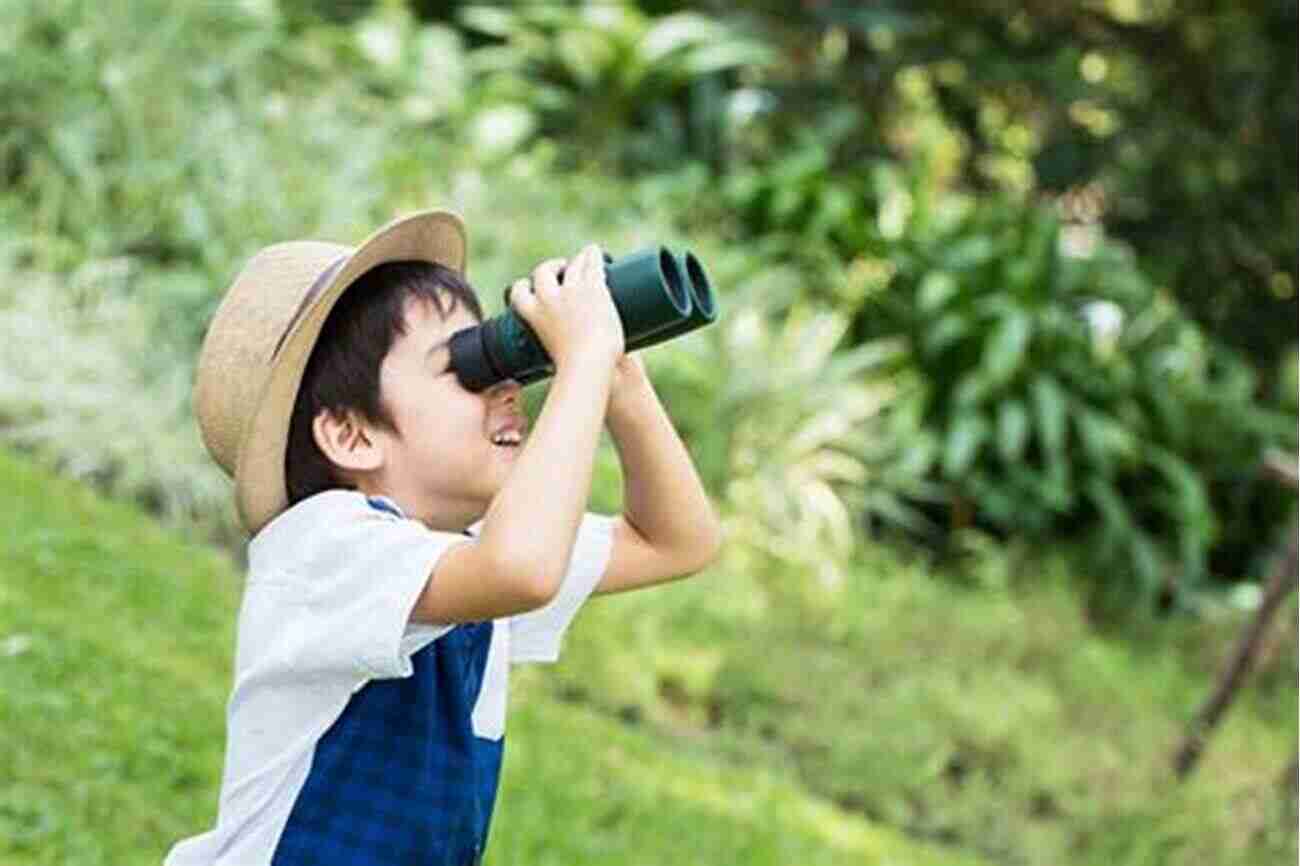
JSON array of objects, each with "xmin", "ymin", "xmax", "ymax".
[{"xmin": 168, "ymin": 209, "xmax": 722, "ymax": 865}]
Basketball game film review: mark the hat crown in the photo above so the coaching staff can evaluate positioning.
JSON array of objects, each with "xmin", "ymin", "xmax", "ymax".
[{"xmin": 193, "ymin": 241, "xmax": 351, "ymax": 476}]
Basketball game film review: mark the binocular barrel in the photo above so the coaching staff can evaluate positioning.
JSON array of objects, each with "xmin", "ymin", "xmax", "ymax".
[{"xmin": 449, "ymin": 246, "xmax": 717, "ymax": 392}]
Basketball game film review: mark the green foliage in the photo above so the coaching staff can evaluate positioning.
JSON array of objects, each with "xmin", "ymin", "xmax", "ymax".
[
  {"xmin": 719, "ymin": 107, "xmax": 882, "ymax": 270},
  {"xmin": 616, "ymin": 0, "xmax": 1297, "ymax": 594},
  {"xmin": 454, "ymin": 2, "xmax": 772, "ymax": 171},
  {"xmin": 0, "ymin": 0, "xmax": 909, "ymax": 613},
  {"xmin": 851, "ymin": 174, "xmax": 1292, "ymax": 600},
  {"xmin": 0, "ymin": 0, "xmax": 462, "ymax": 545},
  {"xmin": 700, "ymin": 262, "xmax": 937, "ymax": 593},
  {"xmin": 0, "ymin": 254, "xmax": 242, "ymax": 548},
  {"xmin": 704, "ymin": 81, "xmax": 1292, "ymax": 597},
  {"xmin": 4, "ymin": 0, "xmax": 1294, "ymax": 610},
  {"xmin": 701, "ymin": 0, "xmax": 1297, "ymax": 379}
]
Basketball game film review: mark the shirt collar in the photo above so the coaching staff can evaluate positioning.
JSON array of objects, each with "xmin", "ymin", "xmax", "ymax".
[
  {"xmin": 365, "ymin": 494, "xmax": 477, "ymax": 537},
  {"xmin": 365, "ymin": 494, "xmax": 406, "ymax": 520}
]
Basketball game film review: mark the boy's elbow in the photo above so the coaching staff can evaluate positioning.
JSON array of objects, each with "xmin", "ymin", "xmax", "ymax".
[
  {"xmin": 686, "ymin": 519, "xmax": 726, "ymax": 574},
  {"xmin": 519, "ymin": 573, "xmax": 563, "ymax": 611},
  {"xmin": 487, "ymin": 549, "xmax": 562, "ymax": 613},
  {"xmin": 504, "ymin": 561, "xmax": 564, "ymax": 611}
]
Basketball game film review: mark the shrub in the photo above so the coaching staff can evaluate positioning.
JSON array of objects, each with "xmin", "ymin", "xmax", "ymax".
[
  {"xmin": 851, "ymin": 168, "xmax": 1294, "ymax": 603},
  {"xmin": 453, "ymin": 3, "xmax": 772, "ymax": 172}
]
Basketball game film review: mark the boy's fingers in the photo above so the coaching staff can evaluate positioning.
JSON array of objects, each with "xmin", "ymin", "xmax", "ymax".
[
  {"xmin": 531, "ymin": 258, "xmax": 567, "ymax": 296},
  {"xmin": 572, "ymin": 243, "xmax": 600, "ymax": 283}
]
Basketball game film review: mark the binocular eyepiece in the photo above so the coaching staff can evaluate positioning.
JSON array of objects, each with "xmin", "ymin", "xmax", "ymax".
[{"xmin": 449, "ymin": 246, "xmax": 718, "ymax": 391}]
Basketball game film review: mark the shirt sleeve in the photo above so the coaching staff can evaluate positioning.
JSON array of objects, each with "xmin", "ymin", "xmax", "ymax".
[
  {"xmin": 508, "ymin": 512, "xmax": 617, "ymax": 664},
  {"xmin": 281, "ymin": 494, "xmax": 467, "ymax": 681}
]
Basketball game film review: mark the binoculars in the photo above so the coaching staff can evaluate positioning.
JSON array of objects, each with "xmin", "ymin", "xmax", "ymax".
[{"xmin": 449, "ymin": 246, "xmax": 718, "ymax": 391}]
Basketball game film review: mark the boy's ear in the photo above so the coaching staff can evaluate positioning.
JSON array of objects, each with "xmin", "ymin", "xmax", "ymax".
[{"xmin": 311, "ymin": 407, "xmax": 386, "ymax": 475}]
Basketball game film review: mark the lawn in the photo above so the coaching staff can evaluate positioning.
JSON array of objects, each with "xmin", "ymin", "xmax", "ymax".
[{"xmin": 2, "ymin": 446, "xmax": 1293, "ymax": 864}]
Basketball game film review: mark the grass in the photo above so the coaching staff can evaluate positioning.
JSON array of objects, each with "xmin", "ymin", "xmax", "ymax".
[
  {"xmin": 4, "ymin": 445, "xmax": 1293, "ymax": 866},
  {"xmin": 547, "ymin": 537, "xmax": 1298, "ymax": 866},
  {"xmin": 0, "ymin": 447, "xmax": 981, "ymax": 865}
]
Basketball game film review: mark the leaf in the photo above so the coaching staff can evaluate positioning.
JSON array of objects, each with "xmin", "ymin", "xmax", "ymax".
[
  {"xmin": 1085, "ymin": 477, "xmax": 1132, "ymax": 536},
  {"xmin": 640, "ymin": 13, "xmax": 717, "ymax": 62},
  {"xmin": 679, "ymin": 40, "xmax": 778, "ymax": 77},
  {"xmin": 470, "ymin": 104, "xmax": 537, "ymax": 153},
  {"xmin": 809, "ymin": 185, "xmax": 856, "ymax": 240},
  {"xmin": 893, "ymin": 430, "xmax": 938, "ymax": 478},
  {"xmin": 821, "ymin": 337, "xmax": 906, "ymax": 381},
  {"xmin": 943, "ymin": 412, "xmax": 989, "ymax": 478},
  {"xmin": 917, "ymin": 271, "xmax": 958, "ymax": 313},
  {"xmin": 798, "ymin": 479, "xmax": 855, "ymax": 554},
  {"xmin": 1041, "ymin": 459, "xmax": 1073, "ymax": 511},
  {"xmin": 458, "ymin": 5, "xmax": 517, "ymax": 38},
  {"xmin": 1074, "ymin": 407, "xmax": 1137, "ymax": 472},
  {"xmin": 1129, "ymin": 529, "xmax": 1163, "ymax": 592},
  {"xmin": 1031, "ymin": 374, "xmax": 1068, "ymax": 464},
  {"xmin": 557, "ymin": 30, "xmax": 616, "ymax": 88},
  {"xmin": 921, "ymin": 314, "xmax": 968, "ymax": 358},
  {"xmin": 953, "ymin": 372, "xmax": 990, "ymax": 407},
  {"xmin": 941, "ymin": 236, "xmax": 995, "ymax": 270},
  {"xmin": 771, "ymin": 184, "xmax": 807, "ymax": 223},
  {"xmin": 1146, "ymin": 446, "xmax": 1213, "ymax": 533},
  {"xmin": 996, "ymin": 399, "xmax": 1029, "ymax": 462},
  {"xmin": 982, "ymin": 310, "xmax": 1031, "ymax": 384},
  {"xmin": 859, "ymin": 490, "xmax": 937, "ymax": 534}
]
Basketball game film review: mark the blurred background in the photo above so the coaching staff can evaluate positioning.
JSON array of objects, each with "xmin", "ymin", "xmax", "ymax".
[{"xmin": 1, "ymin": 0, "xmax": 1295, "ymax": 863}]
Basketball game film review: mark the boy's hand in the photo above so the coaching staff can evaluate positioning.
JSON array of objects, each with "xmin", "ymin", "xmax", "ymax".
[{"xmin": 509, "ymin": 243, "xmax": 624, "ymax": 371}]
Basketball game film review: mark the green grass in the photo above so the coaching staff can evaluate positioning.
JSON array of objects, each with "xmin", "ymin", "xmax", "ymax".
[
  {"xmin": 0, "ymin": 448, "xmax": 981, "ymax": 865},
  {"xmin": 550, "ymin": 539, "xmax": 1298, "ymax": 866},
  {"xmin": 2, "ymin": 444, "xmax": 1296, "ymax": 866}
]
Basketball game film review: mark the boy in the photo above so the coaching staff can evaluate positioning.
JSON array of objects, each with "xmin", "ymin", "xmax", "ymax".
[{"xmin": 168, "ymin": 209, "xmax": 723, "ymax": 865}]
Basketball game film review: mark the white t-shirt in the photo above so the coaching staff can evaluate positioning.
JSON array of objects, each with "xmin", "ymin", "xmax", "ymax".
[{"xmin": 164, "ymin": 490, "xmax": 615, "ymax": 865}]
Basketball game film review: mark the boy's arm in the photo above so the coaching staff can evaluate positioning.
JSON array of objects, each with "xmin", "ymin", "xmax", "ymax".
[{"xmin": 595, "ymin": 355, "xmax": 724, "ymax": 596}]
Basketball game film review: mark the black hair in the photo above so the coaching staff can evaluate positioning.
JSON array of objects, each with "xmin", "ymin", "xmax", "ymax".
[{"xmin": 284, "ymin": 260, "xmax": 483, "ymax": 506}]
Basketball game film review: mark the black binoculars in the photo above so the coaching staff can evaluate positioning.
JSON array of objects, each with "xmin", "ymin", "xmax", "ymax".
[{"xmin": 449, "ymin": 246, "xmax": 718, "ymax": 391}]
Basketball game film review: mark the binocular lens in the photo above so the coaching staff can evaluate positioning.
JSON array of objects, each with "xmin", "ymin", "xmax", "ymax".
[
  {"xmin": 683, "ymin": 252, "xmax": 715, "ymax": 322},
  {"xmin": 449, "ymin": 245, "xmax": 717, "ymax": 392}
]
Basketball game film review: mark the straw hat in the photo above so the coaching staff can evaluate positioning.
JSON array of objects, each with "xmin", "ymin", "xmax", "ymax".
[{"xmin": 193, "ymin": 209, "xmax": 467, "ymax": 536}]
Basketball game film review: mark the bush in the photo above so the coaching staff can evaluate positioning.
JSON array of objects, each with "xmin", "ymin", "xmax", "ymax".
[
  {"xmin": 849, "ymin": 168, "xmax": 1294, "ymax": 603},
  {"xmin": 453, "ymin": 2, "xmax": 772, "ymax": 172},
  {"xmin": 678, "ymin": 250, "xmax": 936, "ymax": 597}
]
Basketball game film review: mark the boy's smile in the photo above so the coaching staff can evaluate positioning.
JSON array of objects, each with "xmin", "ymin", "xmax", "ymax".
[{"xmin": 360, "ymin": 294, "xmax": 528, "ymax": 532}]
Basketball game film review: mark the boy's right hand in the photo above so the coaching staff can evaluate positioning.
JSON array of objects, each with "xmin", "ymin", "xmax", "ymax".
[{"xmin": 509, "ymin": 243, "xmax": 624, "ymax": 370}]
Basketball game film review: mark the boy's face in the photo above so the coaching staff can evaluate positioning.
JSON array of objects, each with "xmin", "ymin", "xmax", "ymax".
[{"xmin": 366, "ymin": 294, "xmax": 527, "ymax": 531}]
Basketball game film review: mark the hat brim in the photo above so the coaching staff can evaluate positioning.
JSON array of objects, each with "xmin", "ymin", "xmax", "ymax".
[{"xmin": 233, "ymin": 209, "xmax": 467, "ymax": 535}]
